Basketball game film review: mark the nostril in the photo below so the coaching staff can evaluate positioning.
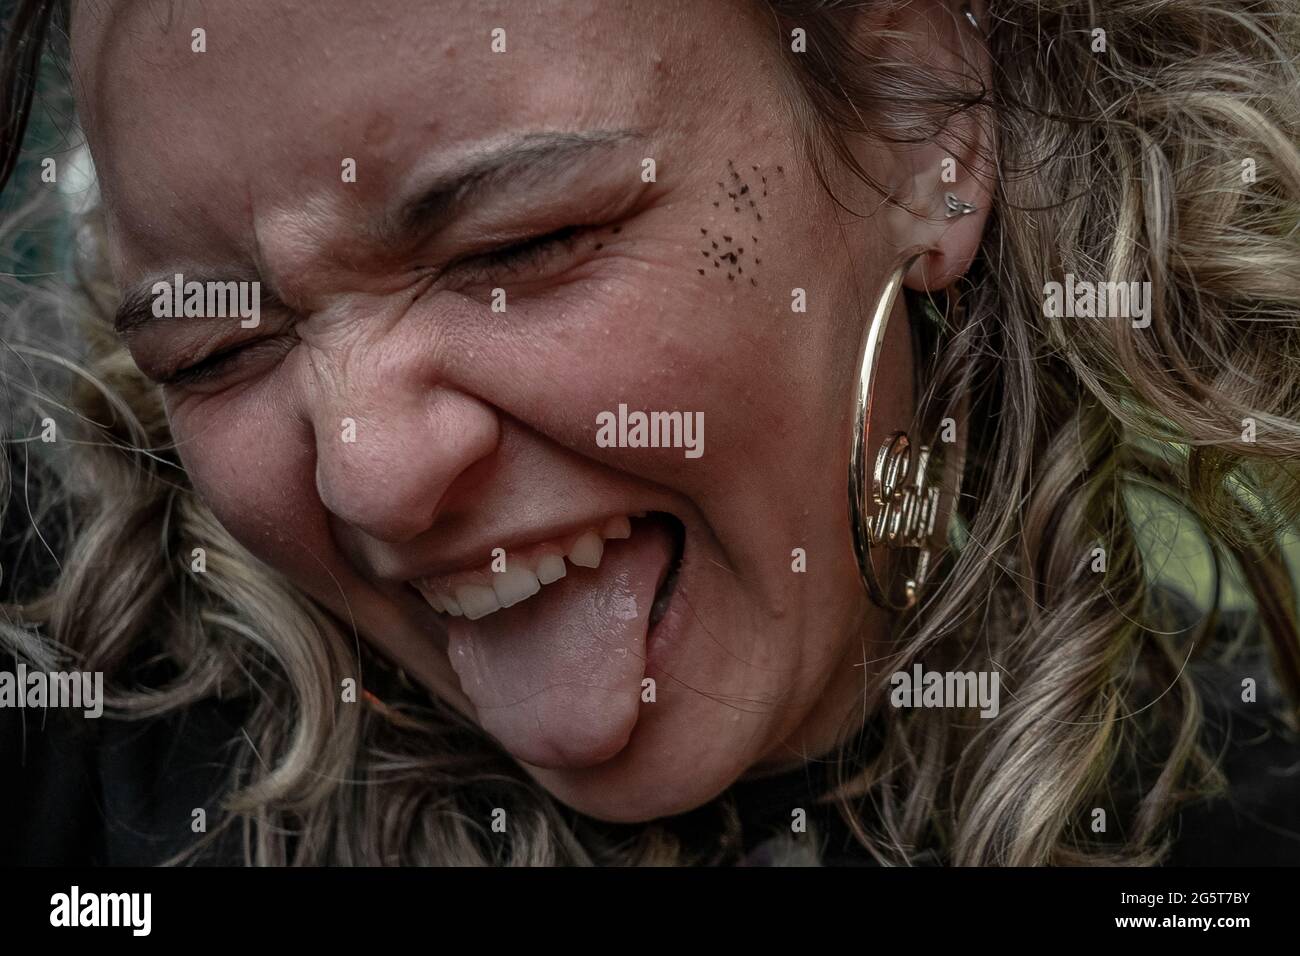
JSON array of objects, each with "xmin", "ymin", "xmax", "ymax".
[
  {"xmin": 315, "ymin": 465, "xmax": 439, "ymax": 541},
  {"xmin": 311, "ymin": 389, "xmax": 500, "ymax": 545},
  {"xmin": 312, "ymin": 430, "xmax": 445, "ymax": 546}
]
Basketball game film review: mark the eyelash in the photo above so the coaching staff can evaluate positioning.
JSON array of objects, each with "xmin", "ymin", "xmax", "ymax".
[
  {"xmin": 161, "ymin": 338, "xmax": 281, "ymax": 387},
  {"xmin": 161, "ymin": 226, "xmax": 592, "ymax": 387},
  {"xmin": 448, "ymin": 225, "xmax": 585, "ymax": 285}
]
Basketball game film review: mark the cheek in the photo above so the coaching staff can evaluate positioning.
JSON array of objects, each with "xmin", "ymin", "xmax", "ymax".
[
  {"xmin": 167, "ymin": 390, "xmax": 336, "ymax": 586},
  {"xmin": 435, "ymin": 249, "xmax": 829, "ymax": 500}
]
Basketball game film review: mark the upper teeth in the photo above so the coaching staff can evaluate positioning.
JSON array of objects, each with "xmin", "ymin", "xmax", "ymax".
[{"xmin": 415, "ymin": 514, "xmax": 637, "ymax": 621}]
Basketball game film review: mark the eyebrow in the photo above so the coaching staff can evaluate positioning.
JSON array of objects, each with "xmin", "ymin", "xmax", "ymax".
[
  {"xmin": 114, "ymin": 285, "xmax": 160, "ymax": 337},
  {"xmin": 113, "ymin": 272, "xmax": 269, "ymax": 338},
  {"xmin": 383, "ymin": 127, "xmax": 644, "ymax": 246},
  {"xmin": 113, "ymin": 128, "xmax": 643, "ymax": 338}
]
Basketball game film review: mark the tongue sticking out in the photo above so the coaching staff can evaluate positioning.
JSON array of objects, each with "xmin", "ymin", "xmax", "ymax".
[{"xmin": 445, "ymin": 520, "xmax": 673, "ymax": 770}]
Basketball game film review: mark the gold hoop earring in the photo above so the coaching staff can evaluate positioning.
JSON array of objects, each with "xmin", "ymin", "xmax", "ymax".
[{"xmin": 849, "ymin": 252, "xmax": 968, "ymax": 611}]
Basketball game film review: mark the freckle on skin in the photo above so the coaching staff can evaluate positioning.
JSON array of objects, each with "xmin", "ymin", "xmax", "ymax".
[{"xmin": 594, "ymin": 242, "xmax": 603, "ymax": 250}]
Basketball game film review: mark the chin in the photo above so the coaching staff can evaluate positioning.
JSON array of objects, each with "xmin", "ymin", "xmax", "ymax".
[{"xmin": 519, "ymin": 732, "xmax": 741, "ymax": 824}]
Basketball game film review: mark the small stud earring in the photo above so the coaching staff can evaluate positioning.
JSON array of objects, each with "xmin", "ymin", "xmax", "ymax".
[{"xmin": 944, "ymin": 192, "xmax": 977, "ymax": 218}]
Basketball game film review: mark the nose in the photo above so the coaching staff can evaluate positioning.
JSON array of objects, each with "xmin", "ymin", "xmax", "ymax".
[{"xmin": 314, "ymin": 383, "xmax": 499, "ymax": 544}]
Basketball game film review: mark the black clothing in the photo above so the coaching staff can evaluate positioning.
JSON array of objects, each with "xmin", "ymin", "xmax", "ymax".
[
  {"xmin": 3, "ymin": 626, "xmax": 1298, "ymax": 865},
  {"xmin": 1, "ymin": 687, "xmax": 247, "ymax": 865}
]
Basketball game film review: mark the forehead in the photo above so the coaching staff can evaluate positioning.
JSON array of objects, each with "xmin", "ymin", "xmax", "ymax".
[
  {"xmin": 77, "ymin": 0, "xmax": 691, "ymax": 122},
  {"xmin": 70, "ymin": 0, "xmax": 759, "ymax": 274}
]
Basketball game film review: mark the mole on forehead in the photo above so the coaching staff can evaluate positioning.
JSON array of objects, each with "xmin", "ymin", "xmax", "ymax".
[{"xmin": 696, "ymin": 159, "xmax": 783, "ymax": 287}]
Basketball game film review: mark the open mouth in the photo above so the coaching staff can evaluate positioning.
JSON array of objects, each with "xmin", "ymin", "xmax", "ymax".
[
  {"xmin": 412, "ymin": 512, "xmax": 686, "ymax": 770},
  {"xmin": 648, "ymin": 512, "xmax": 685, "ymax": 630},
  {"xmin": 412, "ymin": 512, "xmax": 685, "ymax": 624}
]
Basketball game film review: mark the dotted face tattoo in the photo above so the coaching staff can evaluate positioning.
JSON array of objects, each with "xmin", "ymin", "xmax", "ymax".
[{"xmin": 698, "ymin": 160, "xmax": 783, "ymax": 286}]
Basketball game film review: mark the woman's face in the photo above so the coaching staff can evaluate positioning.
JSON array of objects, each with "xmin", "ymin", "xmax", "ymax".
[{"xmin": 72, "ymin": 0, "xmax": 985, "ymax": 821}]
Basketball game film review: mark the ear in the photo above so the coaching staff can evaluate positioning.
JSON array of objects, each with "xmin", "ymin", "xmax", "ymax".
[{"xmin": 859, "ymin": 0, "xmax": 997, "ymax": 292}]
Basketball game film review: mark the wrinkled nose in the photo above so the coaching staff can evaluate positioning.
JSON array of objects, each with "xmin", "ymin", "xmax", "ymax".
[{"xmin": 313, "ymin": 385, "xmax": 498, "ymax": 544}]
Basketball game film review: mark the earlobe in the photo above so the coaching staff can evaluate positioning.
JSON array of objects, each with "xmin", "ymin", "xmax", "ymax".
[{"xmin": 900, "ymin": 181, "xmax": 992, "ymax": 292}]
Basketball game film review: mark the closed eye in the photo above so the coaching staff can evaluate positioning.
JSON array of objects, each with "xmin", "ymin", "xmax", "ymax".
[
  {"xmin": 159, "ymin": 225, "xmax": 597, "ymax": 386},
  {"xmin": 160, "ymin": 336, "xmax": 293, "ymax": 388},
  {"xmin": 443, "ymin": 225, "xmax": 588, "ymax": 286}
]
